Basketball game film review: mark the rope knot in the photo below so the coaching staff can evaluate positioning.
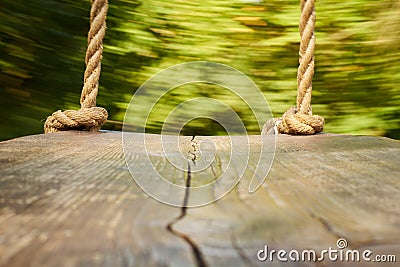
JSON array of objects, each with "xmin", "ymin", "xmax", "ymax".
[
  {"xmin": 262, "ymin": 0, "xmax": 324, "ymax": 136},
  {"xmin": 277, "ymin": 106, "xmax": 324, "ymax": 135},
  {"xmin": 44, "ymin": 0, "xmax": 109, "ymax": 134},
  {"xmin": 44, "ymin": 107, "xmax": 108, "ymax": 133}
]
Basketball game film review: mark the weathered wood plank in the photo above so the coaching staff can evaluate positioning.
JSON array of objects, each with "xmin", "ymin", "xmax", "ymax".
[
  {"xmin": 178, "ymin": 135, "xmax": 400, "ymax": 266},
  {"xmin": 0, "ymin": 132, "xmax": 195, "ymax": 267},
  {"xmin": 0, "ymin": 132, "xmax": 399, "ymax": 266}
]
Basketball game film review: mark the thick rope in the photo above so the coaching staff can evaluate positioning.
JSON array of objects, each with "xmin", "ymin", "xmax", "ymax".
[
  {"xmin": 44, "ymin": 0, "xmax": 108, "ymax": 133},
  {"xmin": 262, "ymin": 0, "xmax": 324, "ymax": 135}
]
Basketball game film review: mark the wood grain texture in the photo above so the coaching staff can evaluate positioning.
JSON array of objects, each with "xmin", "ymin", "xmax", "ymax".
[{"xmin": 0, "ymin": 131, "xmax": 399, "ymax": 267}]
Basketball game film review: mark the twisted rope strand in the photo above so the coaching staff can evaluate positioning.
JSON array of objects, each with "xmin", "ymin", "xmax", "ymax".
[
  {"xmin": 263, "ymin": 0, "xmax": 324, "ymax": 135},
  {"xmin": 297, "ymin": 0, "xmax": 315, "ymax": 115},
  {"xmin": 82, "ymin": 0, "xmax": 108, "ymax": 108},
  {"xmin": 44, "ymin": 0, "xmax": 108, "ymax": 133}
]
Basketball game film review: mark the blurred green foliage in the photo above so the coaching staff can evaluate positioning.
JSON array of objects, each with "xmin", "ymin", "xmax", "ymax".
[{"xmin": 0, "ymin": 0, "xmax": 399, "ymax": 140}]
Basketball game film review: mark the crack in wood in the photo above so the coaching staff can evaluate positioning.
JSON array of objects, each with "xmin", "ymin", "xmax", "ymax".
[
  {"xmin": 299, "ymin": 211, "xmax": 346, "ymax": 267},
  {"xmin": 307, "ymin": 209, "xmax": 345, "ymax": 242},
  {"xmin": 166, "ymin": 137, "xmax": 209, "ymax": 267},
  {"xmin": 306, "ymin": 210, "xmax": 350, "ymax": 267},
  {"xmin": 231, "ymin": 235, "xmax": 257, "ymax": 267},
  {"xmin": 187, "ymin": 135, "xmax": 199, "ymax": 164}
]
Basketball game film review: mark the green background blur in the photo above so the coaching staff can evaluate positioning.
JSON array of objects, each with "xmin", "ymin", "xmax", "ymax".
[{"xmin": 1, "ymin": 0, "xmax": 399, "ymax": 140}]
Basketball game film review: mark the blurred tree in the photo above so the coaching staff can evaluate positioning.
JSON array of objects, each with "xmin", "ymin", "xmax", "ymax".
[{"xmin": 0, "ymin": 0, "xmax": 399, "ymax": 140}]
